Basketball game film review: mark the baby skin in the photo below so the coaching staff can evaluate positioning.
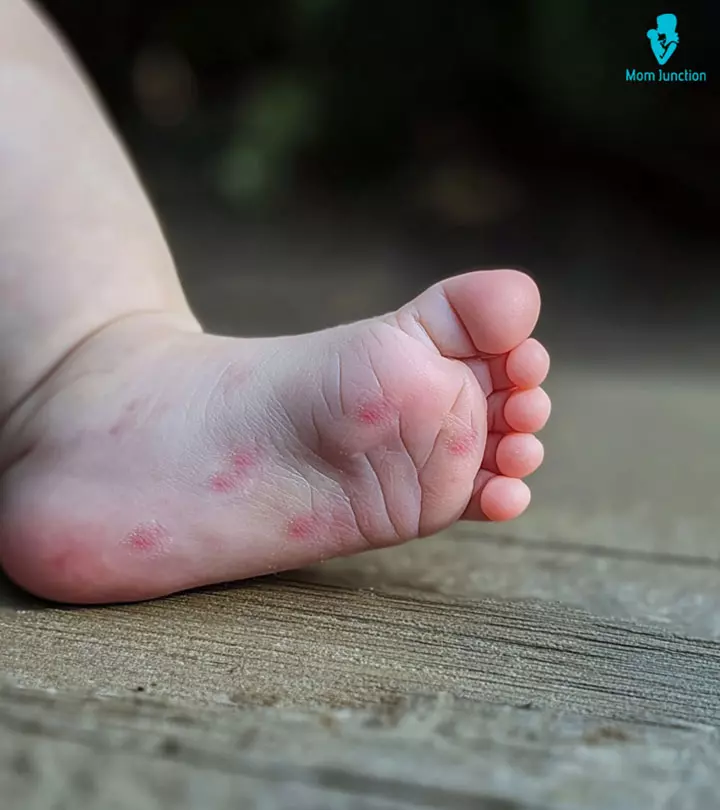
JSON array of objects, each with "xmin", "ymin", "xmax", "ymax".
[{"xmin": 0, "ymin": 1, "xmax": 549, "ymax": 604}]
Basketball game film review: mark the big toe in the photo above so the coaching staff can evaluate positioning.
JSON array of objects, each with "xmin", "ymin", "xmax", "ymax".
[
  {"xmin": 445, "ymin": 269, "xmax": 541, "ymax": 355},
  {"xmin": 395, "ymin": 269, "xmax": 541, "ymax": 358}
]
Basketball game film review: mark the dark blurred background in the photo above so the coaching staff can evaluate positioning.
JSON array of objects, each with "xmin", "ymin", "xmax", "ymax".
[{"xmin": 39, "ymin": 0, "xmax": 720, "ymax": 369}]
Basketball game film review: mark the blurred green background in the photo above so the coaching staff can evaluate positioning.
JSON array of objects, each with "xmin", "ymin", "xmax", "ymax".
[{"xmin": 39, "ymin": 0, "xmax": 720, "ymax": 365}]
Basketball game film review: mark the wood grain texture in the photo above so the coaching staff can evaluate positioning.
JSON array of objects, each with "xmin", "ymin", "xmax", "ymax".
[
  {"xmin": 2, "ymin": 577, "xmax": 720, "ymax": 728},
  {"xmin": 291, "ymin": 528, "xmax": 720, "ymax": 638},
  {"xmin": 2, "ymin": 684, "xmax": 719, "ymax": 810}
]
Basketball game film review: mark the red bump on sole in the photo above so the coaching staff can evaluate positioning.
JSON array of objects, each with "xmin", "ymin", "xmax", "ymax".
[
  {"xmin": 123, "ymin": 522, "xmax": 170, "ymax": 554},
  {"xmin": 446, "ymin": 430, "xmax": 479, "ymax": 457},
  {"xmin": 355, "ymin": 398, "xmax": 393, "ymax": 426},
  {"xmin": 231, "ymin": 450, "xmax": 257, "ymax": 472},
  {"xmin": 207, "ymin": 446, "xmax": 259, "ymax": 493},
  {"xmin": 287, "ymin": 513, "xmax": 322, "ymax": 541},
  {"xmin": 209, "ymin": 473, "xmax": 237, "ymax": 493}
]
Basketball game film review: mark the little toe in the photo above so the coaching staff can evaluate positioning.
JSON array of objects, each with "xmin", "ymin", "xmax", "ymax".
[
  {"xmin": 476, "ymin": 337, "xmax": 550, "ymax": 393},
  {"xmin": 482, "ymin": 432, "xmax": 544, "ymax": 477},
  {"xmin": 480, "ymin": 475, "xmax": 532, "ymax": 521},
  {"xmin": 487, "ymin": 387, "xmax": 551, "ymax": 433}
]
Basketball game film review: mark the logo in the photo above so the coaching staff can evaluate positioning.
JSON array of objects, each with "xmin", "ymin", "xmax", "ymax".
[
  {"xmin": 647, "ymin": 13, "xmax": 678, "ymax": 65},
  {"xmin": 626, "ymin": 13, "xmax": 706, "ymax": 83}
]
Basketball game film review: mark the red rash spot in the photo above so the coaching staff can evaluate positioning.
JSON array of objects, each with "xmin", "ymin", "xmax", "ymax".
[
  {"xmin": 231, "ymin": 450, "xmax": 256, "ymax": 473},
  {"xmin": 355, "ymin": 398, "xmax": 392, "ymax": 426},
  {"xmin": 124, "ymin": 523, "xmax": 169, "ymax": 554},
  {"xmin": 108, "ymin": 398, "xmax": 143, "ymax": 438},
  {"xmin": 209, "ymin": 473, "xmax": 236, "ymax": 493},
  {"xmin": 287, "ymin": 513, "xmax": 321, "ymax": 541},
  {"xmin": 447, "ymin": 431, "xmax": 478, "ymax": 457},
  {"xmin": 207, "ymin": 446, "xmax": 259, "ymax": 494}
]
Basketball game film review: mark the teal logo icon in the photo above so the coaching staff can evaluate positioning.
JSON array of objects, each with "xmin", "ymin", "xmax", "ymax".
[
  {"xmin": 626, "ymin": 12, "xmax": 705, "ymax": 82},
  {"xmin": 647, "ymin": 13, "xmax": 679, "ymax": 65}
]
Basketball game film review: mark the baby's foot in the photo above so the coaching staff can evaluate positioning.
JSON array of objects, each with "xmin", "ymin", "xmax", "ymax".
[{"xmin": 0, "ymin": 269, "xmax": 550, "ymax": 603}]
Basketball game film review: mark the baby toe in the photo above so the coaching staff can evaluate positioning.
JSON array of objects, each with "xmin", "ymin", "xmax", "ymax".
[
  {"xmin": 496, "ymin": 433, "xmax": 544, "ymax": 478},
  {"xmin": 506, "ymin": 338, "xmax": 550, "ymax": 389},
  {"xmin": 487, "ymin": 387, "xmax": 551, "ymax": 433},
  {"xmin": 480, "ymin": 475, "xmax": 531, "ymax": 521}
]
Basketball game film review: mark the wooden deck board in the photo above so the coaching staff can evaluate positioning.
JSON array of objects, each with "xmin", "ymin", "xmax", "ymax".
[
  {"xmin": 3, "ymin": 684, "xmax": 720, "ymax": 810},
  {"xmin": 3, "ymin": 576, "xmax": 720, "ymax": 726}
]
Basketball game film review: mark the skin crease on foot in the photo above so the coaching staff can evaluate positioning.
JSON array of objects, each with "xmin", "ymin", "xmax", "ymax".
[
  {"xmin": 0, "ymin": 269, "xmax": 550, "ymax": 604},
  {"xmin": 0, "ymin": 0, "xmax": 551, "ymax": 605}
]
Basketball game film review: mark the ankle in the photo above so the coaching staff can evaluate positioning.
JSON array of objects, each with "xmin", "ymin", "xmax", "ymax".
[{"xmin": 0, "ymin": 308, "xmax": 202, "ymax": 470}]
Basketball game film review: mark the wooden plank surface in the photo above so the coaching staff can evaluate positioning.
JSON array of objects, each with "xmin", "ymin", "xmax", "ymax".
[
  {"xmin": 2, "ymin": 684, "xmax": 719, "ymax": 810},
  {"xmin": 294, "ymin": 528, "xmax": 720, "ymax": 639},
  {"xmin": 2, "ymin": 576, "xmax": 720, "ymax": 727}
]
